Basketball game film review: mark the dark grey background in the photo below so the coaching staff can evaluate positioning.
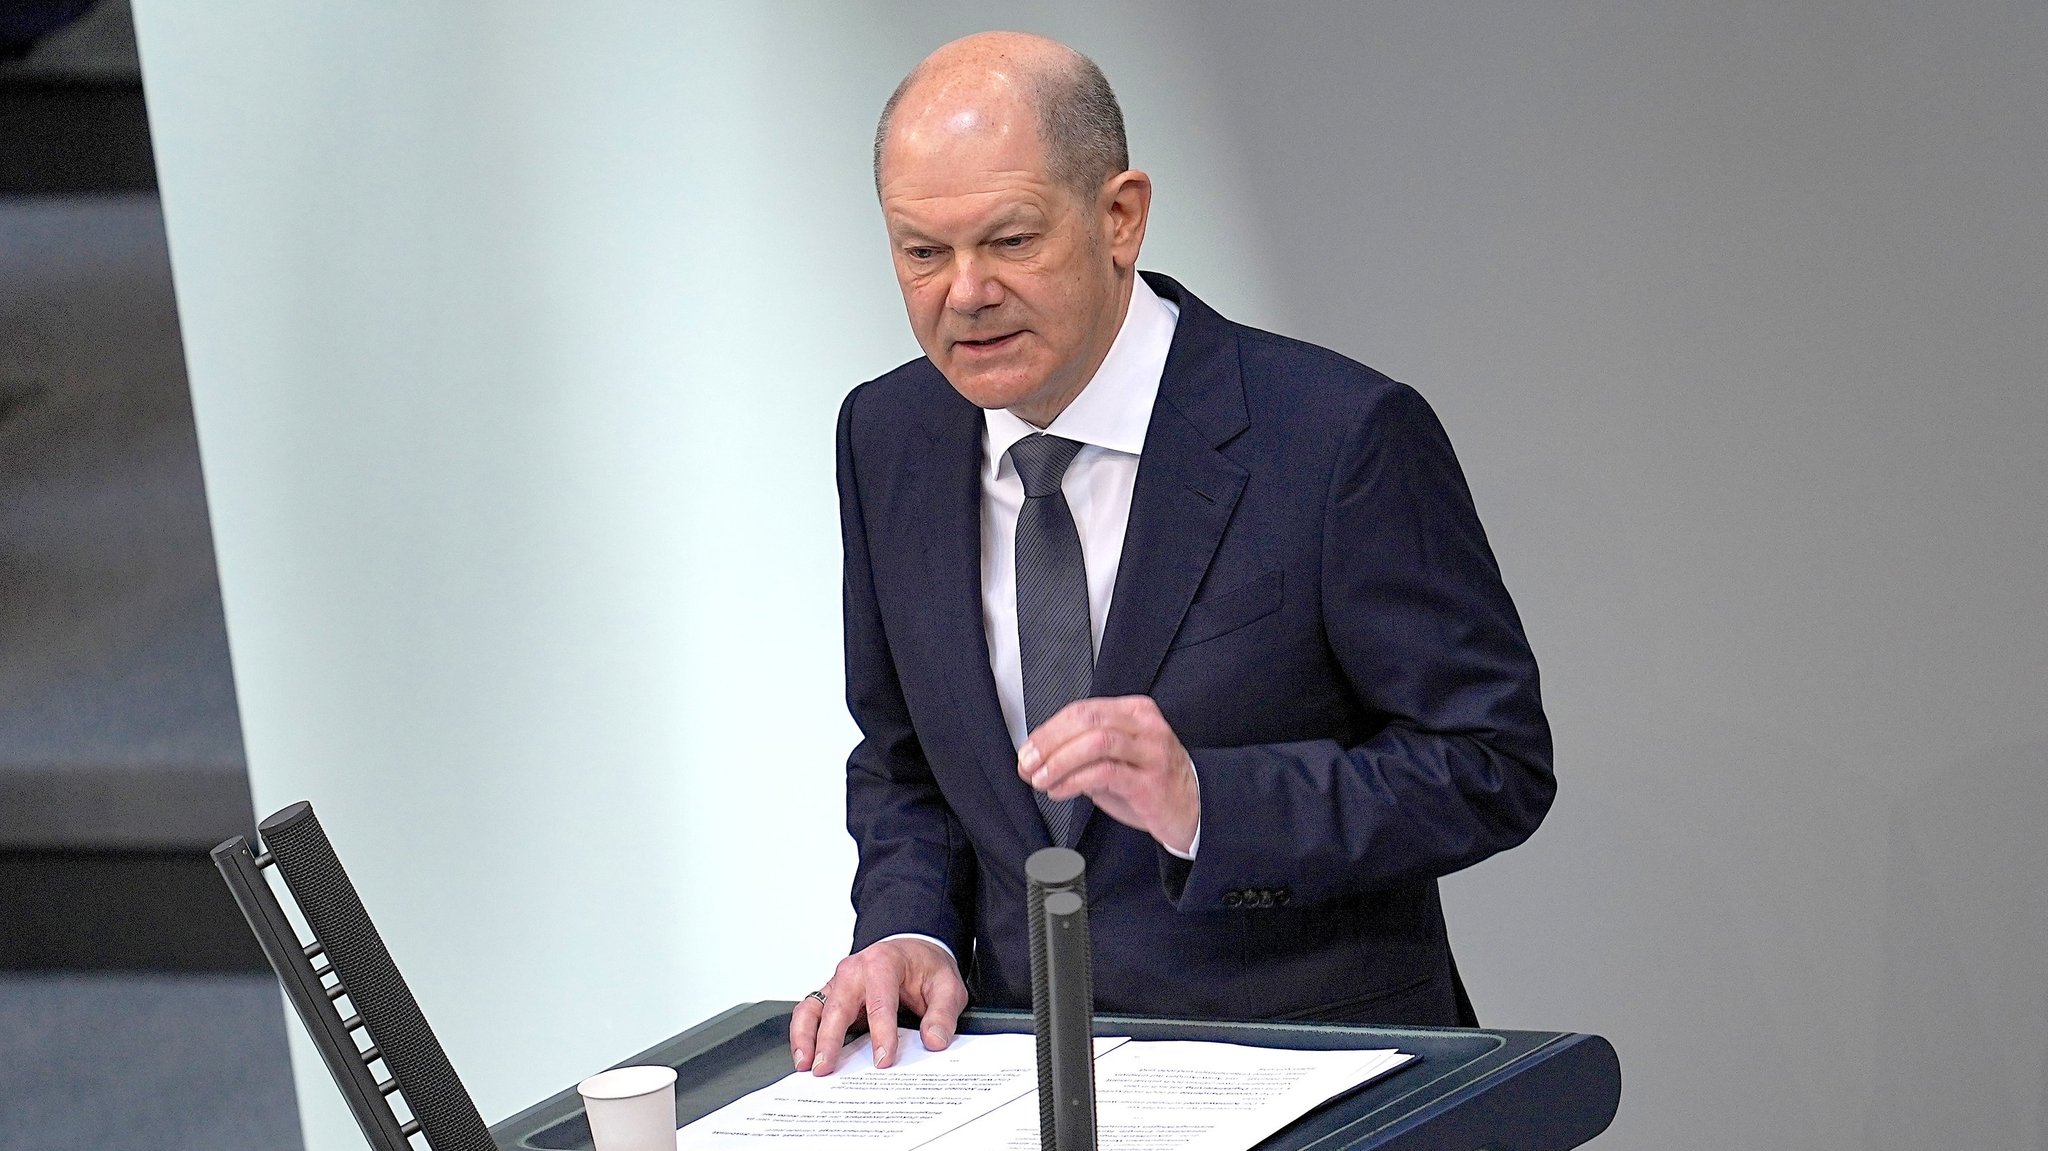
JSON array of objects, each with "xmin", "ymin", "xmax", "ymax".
[{"xmin": 2, "ymin": 4, "xmax": 298, "ymax": 1148}]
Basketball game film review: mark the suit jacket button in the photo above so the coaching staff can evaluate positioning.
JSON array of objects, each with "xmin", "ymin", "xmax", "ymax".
[
  {"xmin": 1222, "ymin": 891, "xmax": 1243, "ymax": 909},
  {"xmin": 1256, "ymin": 889, "xmax": 1275, "ymax": 908}
]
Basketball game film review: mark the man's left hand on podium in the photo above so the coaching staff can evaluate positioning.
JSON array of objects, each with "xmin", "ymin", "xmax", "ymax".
[{"xmin": 791, "ymin": 936, "xmax": 966, "ymax": 1076}]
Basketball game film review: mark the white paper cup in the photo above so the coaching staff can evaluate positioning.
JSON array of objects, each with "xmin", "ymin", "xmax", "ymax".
[{"xmin": 577, "ymin": 1065, "xmax": 678, "ymax": 1151}]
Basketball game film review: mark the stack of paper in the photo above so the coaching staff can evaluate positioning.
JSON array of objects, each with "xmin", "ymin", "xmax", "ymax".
[{"xmin": 676, "ymin": 1028, "xmax": 1413, "ymax": 1151}]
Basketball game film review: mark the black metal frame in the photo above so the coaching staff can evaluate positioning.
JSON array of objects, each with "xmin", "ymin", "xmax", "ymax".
[{"xmin": 213, "ymin": 802, "xmax": 494, "ymax": 1151}]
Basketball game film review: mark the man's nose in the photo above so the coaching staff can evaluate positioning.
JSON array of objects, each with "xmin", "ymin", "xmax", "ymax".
[{"xmin": 944, "ymin": 254, "xmax": 1003, "ymax": 315}]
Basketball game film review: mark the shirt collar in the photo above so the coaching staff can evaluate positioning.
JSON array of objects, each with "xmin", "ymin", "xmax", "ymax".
[{"xmin": 983, "ymin": 274, "xmax": 1181, "ymax": 480}]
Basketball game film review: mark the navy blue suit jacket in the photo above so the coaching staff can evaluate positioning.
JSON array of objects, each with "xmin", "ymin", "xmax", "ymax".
[{"xmin": 836, "ymin": 273, "xmax": 1553, "ymax": 1026}]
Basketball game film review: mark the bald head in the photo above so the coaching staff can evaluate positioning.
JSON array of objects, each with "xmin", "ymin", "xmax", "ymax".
[
  {"xmin": 874, "ymin": 32, "xmax": 1128, "ymax": 198},
  {"xmin": 871, "ymin": 31, "xmax": 1153, "ymax": 425}
]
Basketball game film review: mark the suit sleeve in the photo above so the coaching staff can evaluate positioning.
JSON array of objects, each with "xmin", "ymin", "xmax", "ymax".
[
  {"xmin": 837, "ymin": 386, "xmax": 978, "ymax": 958},
  {"xmin": 1170, "ymin": 382, "xmax": 1555, "ymax": 910}
]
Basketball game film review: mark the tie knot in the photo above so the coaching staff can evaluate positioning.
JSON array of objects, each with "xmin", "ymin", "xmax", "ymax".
[{"xmin": 1007, "ymin": 434, "xmax": 1084, "ymax": 499}]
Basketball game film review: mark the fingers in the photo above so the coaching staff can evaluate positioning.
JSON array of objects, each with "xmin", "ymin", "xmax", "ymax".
[
  {"xmin": 1018, "ymin": 696, "xmax": 1198, "ymax": 846},
  {"xmin": 1021, "ymin": 697, "xmax": 1139, "ymax": 762},
  {"xmin": 918, "ymin": 967, "xmax": 969, "ymax": 1051},
  {"xmin": 790, "ymin": 993, "xmax": 823, "ymax": 1071},
  {"xmin": 891, "ymin": 938, "xmax": 966, "ymax": 1056},
  {"xmin": 1022, "ymin": 696, "xmax": 1175, "ymax": 794},
  {"xmin": 1030, "ymin": 729, "xmax": 1124, "ymax": 794},
  {"xmin": 866, "ymin": 984, "xmax": 902, "ymax": 1068},
  {"xmin": 809, "ymin": 978, "xmax": 873, "ymax": 1076},
  {"xmin": 1039, "ymin": 760, "xmax": 1122, "ymax": 802},
  {"xmin": 804, "ymin": 948, "xmax": 888, "ymax": 1076},
  {"xmin": 799, "ymin": 938, "xmax": 966, "ymax": 1074}
]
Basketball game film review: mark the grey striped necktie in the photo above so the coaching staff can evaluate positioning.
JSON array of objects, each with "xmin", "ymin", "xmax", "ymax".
[{"xmin": 1008, "ymin": 433, "xmax": 1092, "ymax": 847}]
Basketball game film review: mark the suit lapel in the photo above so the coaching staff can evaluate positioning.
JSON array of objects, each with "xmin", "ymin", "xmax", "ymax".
[
  {"xmin": 1072, "ymin": 276, "xmax": 1250, "ymax": 847},
  {"xmin": 913, "ymin": 389, "xmax": 1055, "ymax": 854},
  {"xmin": 1092, "ymin": 276, "xmax": 1251, "ymax": 701}
]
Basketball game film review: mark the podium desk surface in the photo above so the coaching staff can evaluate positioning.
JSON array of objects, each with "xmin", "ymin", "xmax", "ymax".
[{"xmin": 490, "ymin": 1001, "xmax": 1619, "ymax": 1151}]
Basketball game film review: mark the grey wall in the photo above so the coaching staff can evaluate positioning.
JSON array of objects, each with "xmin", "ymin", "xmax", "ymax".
[
  {"xmin": 1138, "ymin": 5, "xmax": 2047, "ymax": 1148},
  {"xmin": 133, "ymin": 2, "xmax": 2046, "ymax": 1149}
]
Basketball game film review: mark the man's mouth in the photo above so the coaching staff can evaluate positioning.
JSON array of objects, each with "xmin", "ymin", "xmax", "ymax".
[{"xmin": 956, "ymin": 331, "xmax": 1022, "ymax": 351}]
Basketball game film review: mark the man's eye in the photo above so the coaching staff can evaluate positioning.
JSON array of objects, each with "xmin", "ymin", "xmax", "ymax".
[
  {"xmin": 905, "ymin": 247, "xmax": 939, "ymax": 261},
  {"xmin": 996, "ymin": 235, "xmax": 1033, "ymax": 249}
]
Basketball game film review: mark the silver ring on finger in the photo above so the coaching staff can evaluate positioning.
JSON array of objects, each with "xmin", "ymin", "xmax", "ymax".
[{"xmin": 807, "ymin": 989, "xmax": 828, "ymax": 1007}]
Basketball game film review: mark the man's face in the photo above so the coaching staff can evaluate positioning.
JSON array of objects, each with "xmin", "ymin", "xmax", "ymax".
[{"xmin": 879, "ymin": 108, "xmax": 1130, "ymax": 425}]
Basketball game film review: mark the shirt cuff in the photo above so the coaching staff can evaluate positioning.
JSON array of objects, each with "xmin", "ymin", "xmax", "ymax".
[
  {"xmin": 876, "ymin": 932, "xmax": 958, "ymax": 966},
  {"xmin": 1162, "ymin": 757, "xmax": 1201, "ymax": 860}
]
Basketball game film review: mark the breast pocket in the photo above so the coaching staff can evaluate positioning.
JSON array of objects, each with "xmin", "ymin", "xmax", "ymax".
[{"xmin": 1169, "ymin": 569, "xmax": 1284, "ymax": 650}]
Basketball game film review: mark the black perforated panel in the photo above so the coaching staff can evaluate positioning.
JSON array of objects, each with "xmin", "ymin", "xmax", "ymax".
[{"xmin": 260, "ymin": 802, "xmax": 496, "ymax": 1151}]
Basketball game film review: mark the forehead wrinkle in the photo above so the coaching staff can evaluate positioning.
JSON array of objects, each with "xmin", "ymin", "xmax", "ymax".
[
  {"xmin": 885, "ymin": 165, "xmax": 1046, "ymax": 200},
  {"xmin": 884, "ymin": 185, "xmax": 1055, "ymax": 243}
]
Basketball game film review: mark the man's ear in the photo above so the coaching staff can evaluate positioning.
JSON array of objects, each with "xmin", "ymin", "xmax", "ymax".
[{"xmin": 1102, "ymin": 170, "xmax": 1152, "ymax": 270}]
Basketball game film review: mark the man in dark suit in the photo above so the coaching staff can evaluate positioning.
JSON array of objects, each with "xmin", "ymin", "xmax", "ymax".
[{"xmin": 791, "ymin": 32, "xmax": 1554, "ymax": 1075}]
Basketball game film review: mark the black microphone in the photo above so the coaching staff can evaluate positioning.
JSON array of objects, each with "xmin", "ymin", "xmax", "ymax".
[{"xmin": 1026, "ymin": 847, "xmax": 1096, "ymax": 1151}]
